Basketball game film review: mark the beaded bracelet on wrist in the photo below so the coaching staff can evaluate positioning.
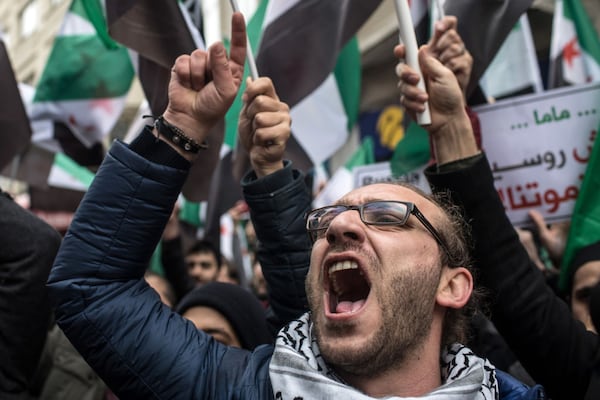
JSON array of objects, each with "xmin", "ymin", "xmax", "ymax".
[{"xmin": 152, "ymin": 115, "xmax": 208, "ymax": 154}]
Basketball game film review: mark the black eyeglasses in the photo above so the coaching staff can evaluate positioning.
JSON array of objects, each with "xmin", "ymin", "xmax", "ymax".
[{"xmin": 305, "ymin": 201, "xmax": 450, "ymax": 257}]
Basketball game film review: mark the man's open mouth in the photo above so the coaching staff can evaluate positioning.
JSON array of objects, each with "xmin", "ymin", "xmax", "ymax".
[{"xmin": 327, "ymin": 260, "xmax": 370, "ymax": 314}]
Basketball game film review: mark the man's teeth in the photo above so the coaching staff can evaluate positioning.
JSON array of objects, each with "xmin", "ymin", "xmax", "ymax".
[{"xmin": 328, "ymin": 260, "xmax": 359, "ymax": 276}]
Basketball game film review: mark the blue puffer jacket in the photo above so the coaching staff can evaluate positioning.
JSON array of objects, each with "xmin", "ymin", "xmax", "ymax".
[
  {"xmin": 48, "ymin": 141, "xmax": 274, "ymax": 399},
  {"xmin": 48, "ymin": 141, "xmax": 544, "ymax": 399}
]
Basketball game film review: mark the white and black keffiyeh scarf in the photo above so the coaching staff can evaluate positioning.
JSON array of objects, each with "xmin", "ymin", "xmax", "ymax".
[{"xmin": 269, "ymin": 313, "xmax": 499, "ymax": 399}]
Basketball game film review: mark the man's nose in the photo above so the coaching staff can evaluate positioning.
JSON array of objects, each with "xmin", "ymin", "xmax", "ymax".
[{"xmin": 325, "ymin": 209, "xmax": 366, "ymax": 245}]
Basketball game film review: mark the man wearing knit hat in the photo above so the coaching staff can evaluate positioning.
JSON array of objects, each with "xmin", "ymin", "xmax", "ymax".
[{"xmin": 176, "ymin": 282, "xmax": 272, "ymax": 350}]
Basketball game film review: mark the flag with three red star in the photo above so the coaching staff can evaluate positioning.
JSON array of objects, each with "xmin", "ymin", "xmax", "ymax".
[{"xmin": 548, "ymin": 0, "xmax": 600, "ymax": 88}]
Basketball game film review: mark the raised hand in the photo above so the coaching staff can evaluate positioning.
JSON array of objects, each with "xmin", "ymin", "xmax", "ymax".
[
  {"xmin": 395, "ymin": 45, "xmax": 477, "ymax": 164},
  {"xmin": 238, "ymin": 77, "xmax": 291, "ymax": 177},
  {"xmin": 428, "ymin": 16, "xmax": 472, "ymax": 99},
  {"xmin": 396, "ymin": 45, "xmax": 464, "ymax": 131},
  {"xmin": 528, "ymin": 209, "xmax": 570, "ymax": 267},
  {"xmin": 162, "ymin": 12, "xmax": 247, "ymax": 153}
]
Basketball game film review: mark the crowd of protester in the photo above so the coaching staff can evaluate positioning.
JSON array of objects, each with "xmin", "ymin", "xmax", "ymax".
[{"xmin": 1, "ymin": 11, "xmax": 599, "ymax": 400}]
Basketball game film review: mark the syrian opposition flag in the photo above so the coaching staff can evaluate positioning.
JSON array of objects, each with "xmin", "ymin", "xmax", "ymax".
[
  {"xmin": 200, "ymin": 0, "xmax": 375, "ymax": 248},
  {"xmin": 442, "ymin": 0, "xmax": 534, "ymax": 97},
  {"xmin": 0, "ymin": 80, "xmax": 97, "ymax": 213},
  {"xmin": 30, "ymin": 0, "xmax": 134, "ymax": 166},
  {"xmin": 249, "ymin": 0, "xmax": 381, "ymax": 172},
  {"xmin": 14, "ymin": 145, "xmax": 93, "ymax": 191},
  {"xmin": 4, "ymin": 0, "xmax": 131, "ymax": 214},
  {"xmin": 105, "ymin": 0, "xmax": 231, "ymax": 205},
  {"xmin": 106, "ymin": 0, "xmax": 204, "ymax": 114},
  {"xmin": 7, "ymin": 141, "xmax": 95, "ymax": 213},
  {"xmin": 0, "ymin": 38, "xmax": 31, "ymax": 171},
  {"xmin": 548, "ymin": 0, "xmax": 600, "ymax": 88},
  {"xmin": 560, "ymin": 120, "xmax": 600, "ymax": 292},
  {"xmin": 480, "ymin": 14, "xmax": 543, "ymax": 100}
]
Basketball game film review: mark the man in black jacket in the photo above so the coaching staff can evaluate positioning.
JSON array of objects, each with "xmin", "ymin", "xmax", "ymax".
[
  {"xmin": 0, "ymin": 190, "xmax": 62, "ymax": 399},
  {"xmin": 396, "ymin": 39, "xmax": 600, "ymax": 400}
]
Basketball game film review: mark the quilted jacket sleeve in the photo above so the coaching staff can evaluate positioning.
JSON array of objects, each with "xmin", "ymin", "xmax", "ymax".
[
  {"xmin": 241, "ymin": 162, "xmax": 312, "ymax": 328},
  {"xmin": 426, "ymin": 154, "xmax": 600, "ymax": 400},
  {"xmin": 47, "ymin": 141, "xmax": 264, "ymax": 400}
]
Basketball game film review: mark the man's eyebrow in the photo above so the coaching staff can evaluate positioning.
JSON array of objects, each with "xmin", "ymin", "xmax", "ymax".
[{"xmin": 334, "ymin": 198, "xmax": 389, "ymax": 206}]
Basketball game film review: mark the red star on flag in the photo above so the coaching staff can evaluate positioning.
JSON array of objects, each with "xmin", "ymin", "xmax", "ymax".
[
  {"xmin": 90, "ymin": 98, "xmax": 115, "ymax": 114},
  {"xmin": 68, "ymin": 115, "xmax": 96, "ymax": 134},
  {"xmin": 563, "ymin": 37, "xmax": 581, "ymax": 68}
]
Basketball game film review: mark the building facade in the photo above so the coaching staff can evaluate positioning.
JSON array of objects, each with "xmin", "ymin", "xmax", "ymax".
[{"xmin": 0, "ymin": 0, "xmax": 70, "ymax": 84}]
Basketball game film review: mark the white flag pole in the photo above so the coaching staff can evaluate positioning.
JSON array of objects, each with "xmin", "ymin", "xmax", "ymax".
[
  {"xmin": 394, "ymin": 0, "xmax": 431, "ymax": 125},
  {"xmin": 229, "ymin": 0, "xmax": 259, "ymax": 80},
  {"xmin": 434, "ymin": 0, "xmax": 445, "ymax": 20}
]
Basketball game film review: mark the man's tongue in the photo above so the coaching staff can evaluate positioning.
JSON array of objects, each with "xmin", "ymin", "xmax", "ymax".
[{"xmin": 336, "ymin": 299, "xmax": 366, "ymax": 313}]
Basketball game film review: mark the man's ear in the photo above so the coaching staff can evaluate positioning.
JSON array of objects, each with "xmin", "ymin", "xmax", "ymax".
[{"xmin": 436, "ymin": 267, "xmax": 473, "ymax": 309}]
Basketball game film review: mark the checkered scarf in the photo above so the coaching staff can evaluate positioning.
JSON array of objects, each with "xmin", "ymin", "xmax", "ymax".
[{"xmin": 269, "ymin": 312, "xmax": 499, "ymax": 399}]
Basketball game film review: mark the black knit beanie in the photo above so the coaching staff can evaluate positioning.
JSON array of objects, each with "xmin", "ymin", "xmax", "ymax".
[{"xmin": 175, "ymin": 282, "xmax": 272, "ymax": 350}]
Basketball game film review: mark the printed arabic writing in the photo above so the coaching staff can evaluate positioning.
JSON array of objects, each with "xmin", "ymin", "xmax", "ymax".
[
  {"xmin": 497, "ymin": 183, "xmax": 579, "ymax": 213},
  {"xmin": 534, "ymin": 106, "xmax": 571, "ymax": 125}
]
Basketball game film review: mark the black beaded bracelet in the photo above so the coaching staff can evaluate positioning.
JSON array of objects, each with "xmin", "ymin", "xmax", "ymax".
[{"xmin": 152, "ymin": 115, "xmax": 208, "ymax": 154}]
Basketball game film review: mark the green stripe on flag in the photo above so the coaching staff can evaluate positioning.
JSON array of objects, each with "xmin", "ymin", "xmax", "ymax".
[
  {"xmin": 346, "ymin": 136, "xmax": 374, "ymax": 169},
  {"xmin": 390, "ymin": 120, "xmax": 430, "ymax": 177},
  {"xmin": 334, "ymin": 37, "xmax": 361, "ymax": 131},
  {"xmin": 34, "ymin": 36, "xmax": 133, "ymax": 101},
  {"xmin": 560, "ymin": 120, "xmax": 600, "ymax": 292},
  {"xmin": 180, "ymin": 198, "xmax": 202, "ymax": 227},
  {"xmin": 54, "ymin": 152, "xmax": 95, "ymax": 187},
  {"xmin": 224, "ymin": 0, "xmax": 269, "ymax": 148},
  {"xmin": 77, "ymin": 0, "xmax": 120, "ymax": 49}
]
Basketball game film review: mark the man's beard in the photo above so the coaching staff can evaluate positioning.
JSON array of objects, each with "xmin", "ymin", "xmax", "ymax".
[{"xmin": 307, "ymin": 256, "xmax": 441, "ymax": 377}]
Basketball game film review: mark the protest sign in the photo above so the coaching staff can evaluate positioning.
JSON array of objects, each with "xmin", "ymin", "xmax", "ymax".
[
  {"xmin": 353, "ymin": 161, "xmax": 430, "ymax": 193},
  {"xmin": 474, "ymin": 82, "xmax": 600, "ymax": 226}
]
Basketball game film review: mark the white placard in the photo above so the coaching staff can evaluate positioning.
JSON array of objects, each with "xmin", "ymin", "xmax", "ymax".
[
  {"xmin": 353, "ymin": 161, "xmax": 430, "ymax": 193},
  {"xmin": 474, "ymin": 82, "xmax": 600, "ymax": 226}
]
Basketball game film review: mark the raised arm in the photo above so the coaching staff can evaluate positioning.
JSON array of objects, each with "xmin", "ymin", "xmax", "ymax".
[
  {"xmin": 238, "ymin": 77, "xmax": 312, "ymax": 327},
  {"xmin": 47, "ymin": 14, "xmax": 274, "ymax": 399}
]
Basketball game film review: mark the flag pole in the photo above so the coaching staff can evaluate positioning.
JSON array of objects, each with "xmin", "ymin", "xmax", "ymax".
[
  {"xmin": 394, "ymin": 0, "xmax": 431, "ymax": 125},
  {"xmin": 434, "ymin": 0, "xmax": 445, "ymax": 20},
  {"xmin": 229, "ymin": 0, "xmax": 259, "ymax": 80}
]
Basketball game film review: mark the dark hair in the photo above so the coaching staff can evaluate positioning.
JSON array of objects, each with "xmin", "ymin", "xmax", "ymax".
[
  {"xmin": 186, "ymin": 239, "xmax": 220, "ymax": 266},
  {"xmin": 433, "ymin": 190, "xmax": 482, "ymax": 347}
]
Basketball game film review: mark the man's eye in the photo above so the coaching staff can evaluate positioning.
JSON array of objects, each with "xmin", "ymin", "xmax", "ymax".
[
  {"xmin": 369, "ymin": 212, "xmax": 404, "ymax": 224},
  {"xmin": 319, "ymin": 209, "xmax": 344, "ymax": 226}
]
